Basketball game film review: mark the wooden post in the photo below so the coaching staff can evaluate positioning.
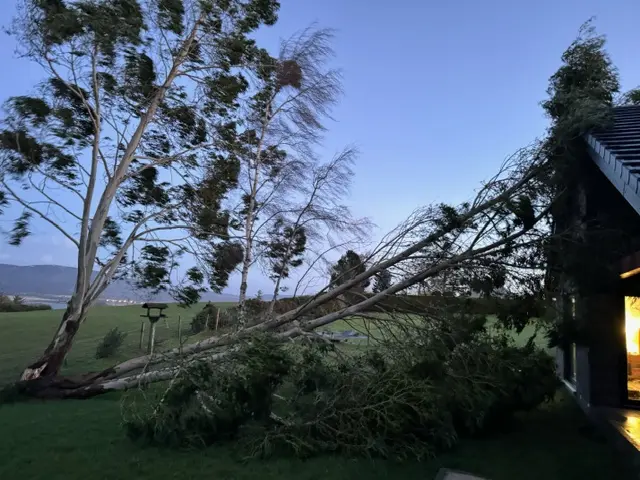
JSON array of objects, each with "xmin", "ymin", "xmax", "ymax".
[
  {"xmin": 215, "ymin": 308, "xmax": 220, "ymax": 331},
  {"xmin": 139, "ymin": 321, "xmax": 145, "ymax": 350},
  {"xmin": 178, "ymin": 315, "xmax": 183, "ymax": 355},
  {"xmin": 147, "ymin": 322, "xmax": 157, "ymax": 355}
]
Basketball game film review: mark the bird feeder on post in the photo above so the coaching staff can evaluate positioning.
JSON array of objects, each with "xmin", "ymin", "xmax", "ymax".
[{"xmin": 140, "ymin": 303, "xmax": 168, "ymax": 355}]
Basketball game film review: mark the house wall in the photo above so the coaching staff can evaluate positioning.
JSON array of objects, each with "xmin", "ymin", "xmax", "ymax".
[
  {"xmin": 555, "ymin": 158, "xmax": 640, "ymax": 408},
  {"xmin": 583, "ymin": 160, "xmax": 640, "ymax": 407},
  {"xmin": 585, "ymin": 294, "xmax": 626, "ymax": 407}
]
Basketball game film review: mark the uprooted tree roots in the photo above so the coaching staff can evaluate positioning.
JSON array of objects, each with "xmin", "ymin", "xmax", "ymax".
[{"xmin": 122, "ymin": 313, "xmax": 558, "ymax": 460}]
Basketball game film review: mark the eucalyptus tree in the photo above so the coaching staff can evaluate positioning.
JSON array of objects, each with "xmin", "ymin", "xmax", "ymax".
[
  {"xmin": 0, "ymin": 0, "xmax": 280, "ymax": 382},
  {"xmin": 223, "ymin": 28, "xmax": 370, "ymax": 322}
]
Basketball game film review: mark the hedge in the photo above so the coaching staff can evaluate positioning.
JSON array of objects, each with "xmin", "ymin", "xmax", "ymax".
[
  {"xmin": 243, "ymin": 294, "xmax": 522, "ymax": 317},
  {"xmin": 0, "ymin": 300, "xmax": 52, "ymax": 313}
]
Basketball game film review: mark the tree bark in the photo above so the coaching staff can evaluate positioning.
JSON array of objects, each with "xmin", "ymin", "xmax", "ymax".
[
  {"xmin": 15, "ymin": 20, "xmax": 206, "ymax": 385},
  {"xmin": 20, "ymin": 304, "xmax": 84, "ymax": 381}
]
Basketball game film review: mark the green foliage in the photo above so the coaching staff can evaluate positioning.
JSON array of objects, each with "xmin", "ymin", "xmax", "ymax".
[
  {"xmin": 543, "ymin": 20, "xmax": 630, "ymax": 296},
  {"xmin": 235, "ymin": 293, "xmax": 538, "ymax": 319},
  {"xmin": 542, "ymin": 20, "xmax": 618, "ymax": 140},
  {"xmin": 95, "ymin": 327, "xmax": 127, "ymax": 359},
  {"xmin": 124, "ymin": 315, "xmax": 557, "ymax": 460},
  {"xmin": 124, "ymin": 334, "xmax": 290, "ymax": 447},
  {"xmin": 190, "ymin": 302, "xmax": 217, "ymax": 333},
  {"xmin": 190, "ymin": 302, "xmax": 259, "ymax": 333},
  {"xmin": 0, "ymin": 294, "xmax": 51, "ymax": 312},
  {"xmin": 9, "ymin": 212, "xmax": 32, "ymax": 246},
  {"xmin": 157, "ymin": 0, "xmax": 185, "ymax": 35},
  {"xmin": 0, "ymin": 388, "xmax": 631, "ymax": 479},
  {"xmin": 1, "ymin": 0, "xmax": 281, "ymax": 308},
  {"xmin": 330, "ymin": 250, "xmax": 370, "ymax": 290},
  {"xmin": 0, "ymin": 305, "xmax": 629, "ymax": 479},
  {"xmin": 206, "ymin": 241, "xmax": 245, "ymax": 292},
  {"xmin": 495, "ymin": 293, "xmax": 546, "ymax": 333},
  {"xmin": 622, "ymin": 88, "xmax": 640, "ymax": 105},
  {"xmin": 262, "ymin": 219, "xmax": 306, "ymax": 281},
  {"xmin": 372, "ymin": 268, "xmax": 392, "ymax": 294},
  {"xmin": 133, "ymin": 245, "xmax": 176, "ymax": 293}
]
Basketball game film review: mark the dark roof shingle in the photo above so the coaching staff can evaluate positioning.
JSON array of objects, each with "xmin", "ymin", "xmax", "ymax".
[{"xmin": 585, "ymin": 105, "xmax": 640, "ymax": 215}]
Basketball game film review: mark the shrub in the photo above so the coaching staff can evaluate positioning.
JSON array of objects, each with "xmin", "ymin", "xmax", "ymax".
[
  {"xmin": 0, "ymin": 302, "xmax": 52, "ymax": 312},
  {"xmin": 207, "ymin": 294, "xmax": 541, "ymax": 320},
  {"xmin": 95, "ymin": 327, "xmax": 127, "ymax": 359},
  {"xmin": 124, "ymin": 335, "xmax": 291, "ymax": 446},
  {"xmin": 0, "ymin": 294, "xmax": 52, "ymax": 312},
  {"xmin": 190, "ymin": 303, "xmax": 241, "ymax": 333},
  {"xmin": 190, "ymin": 304, "xmax": 212, "ymax": 333},
  {"xmin": 124, "ymin": 313, "xmax": 557, "ymax": 459}
]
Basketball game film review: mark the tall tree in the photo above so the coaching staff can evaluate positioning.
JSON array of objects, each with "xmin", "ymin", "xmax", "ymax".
[
  {"xmin": 223, "ymin": 28, "xmax": 368, "ymax": 323},
  {"xmin": 261, "ymin": 217, "xmax": 306, "ymax": 298},
  {"xmin": 0, "ymin": 0, "xmax": 280, "ymax": 382},
  {"xmin": 541, "ymin": 20, "xmax": 626, "ymax": 302},
  {"xmin": 330, "ymin": 250, "xmax": 370, "ymax": 290},
  {"xmin": 259, "ymin": 150, "xmax": 370, "ymax": 311}
]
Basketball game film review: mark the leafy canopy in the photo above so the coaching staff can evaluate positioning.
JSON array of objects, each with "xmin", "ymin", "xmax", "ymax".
[{"xmin": 0, "ymin": 0, "xmax": 281, "ymax": 304}]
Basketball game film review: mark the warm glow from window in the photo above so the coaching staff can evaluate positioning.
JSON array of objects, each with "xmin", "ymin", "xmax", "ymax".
[{"xmin": 626, "ymin": 297, "xmax": 640, "ymax": 355}]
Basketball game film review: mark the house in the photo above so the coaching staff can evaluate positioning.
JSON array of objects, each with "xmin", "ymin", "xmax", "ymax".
[{"xmin": 555, "ymin": 105, "xmax": 640, "ymax": 463}]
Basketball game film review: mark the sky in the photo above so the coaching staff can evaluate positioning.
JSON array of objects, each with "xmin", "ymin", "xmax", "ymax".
[{"xmin": 0, "ymin": 0, "xmax": 639, "ymax": 295}]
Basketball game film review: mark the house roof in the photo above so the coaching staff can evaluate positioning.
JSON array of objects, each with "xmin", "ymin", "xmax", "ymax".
[{"xmin": 585, "ymin": 105, "xmax": 640, "ymax": 215}]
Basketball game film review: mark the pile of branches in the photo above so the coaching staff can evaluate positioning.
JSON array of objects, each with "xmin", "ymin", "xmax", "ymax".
[{"xmin": 123, "ymin": 311, "xmax": 557, "ymax": 460}]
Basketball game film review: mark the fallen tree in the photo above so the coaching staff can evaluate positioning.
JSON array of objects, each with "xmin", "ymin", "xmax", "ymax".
[
  {"xmin": 7, "ymin": 142, "xmax": 558, "ymax": 398},
  {"xmin": 121, "ymin": 310, "xmax": 558, "ymax": 459},
  {"xmin": 3, "ymin": 11, "xmax": 618, "ymax": 401}
]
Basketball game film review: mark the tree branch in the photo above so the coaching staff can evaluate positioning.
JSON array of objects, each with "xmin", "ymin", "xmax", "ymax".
[{"xmin": 1, "ymin": 180, "xmax": 79, "ymax": 248}]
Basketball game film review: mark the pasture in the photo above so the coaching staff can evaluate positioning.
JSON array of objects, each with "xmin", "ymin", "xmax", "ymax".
[{"xmin": 0, "ymin": 304, "xmax": 631, "ymax": 480}]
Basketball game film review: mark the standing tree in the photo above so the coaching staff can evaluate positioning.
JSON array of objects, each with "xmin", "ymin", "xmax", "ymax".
[
  {"xmin": 259, "ymin": 149, "xmax": 370, "ymax": 312},
  {"xmin": 223, "ymin": 28, "xmax": 368, "ymax": 323},
  {"xmin": 263, "ymin": 219, "xmax": 306, "ymax": 284},
  {"xmin": 329, "ymin": 250, "xmax": 370, "ymax": 290},
  {"xmin": 372, "ymin": 268, "xmax": 392, "ymax": 294},
  {"xmin": 542, "ymin": 20, "xmax": 626, "ymax": 303},
  {"xmin": 0, "ymin": 0, "xmax": 281, "ymax": 383}
]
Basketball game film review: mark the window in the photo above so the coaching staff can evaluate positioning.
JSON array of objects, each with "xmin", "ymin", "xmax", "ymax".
[{"xmin": 626, "ymin": 297, "xmax": 640, "ymax": 401}]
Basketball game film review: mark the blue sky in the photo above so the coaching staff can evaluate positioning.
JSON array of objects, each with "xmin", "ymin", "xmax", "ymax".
[{"xmin": 0, "ymin": 0, "xmax": 639, "ymax": 295}]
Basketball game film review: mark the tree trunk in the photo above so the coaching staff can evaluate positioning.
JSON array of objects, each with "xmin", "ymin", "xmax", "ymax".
[
  {"xmin": 268, "ymin": 275, "xmax": 283, "ymax": 316},
  {"xmin": 20, "ymin": 304, "xmax": 84, "ymax": 381},
  {"xmin": 238, "ymin": 217, "xmax": 254, "ymax": 325}
]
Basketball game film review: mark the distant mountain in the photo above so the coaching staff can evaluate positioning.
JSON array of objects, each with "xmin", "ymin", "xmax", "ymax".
[{"xmin": 0, "ymin": 264, "xmax": 239, "ymax": 303}]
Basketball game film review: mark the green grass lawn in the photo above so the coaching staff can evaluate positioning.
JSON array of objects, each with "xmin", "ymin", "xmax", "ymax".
[
  {"xmin": 0, "ymin": 391, "xmax": 630, "ymax": 480},
  {"xmin": 319, "ymin": 313, "xmax": 551, "ymax": 352},
  {"xmin": 0, "ymin": 305, "xmax": 633, "ymax": 479},
  {"xmin": 0, "ymin": 303, "xmax": 234, "ymax": 384}
]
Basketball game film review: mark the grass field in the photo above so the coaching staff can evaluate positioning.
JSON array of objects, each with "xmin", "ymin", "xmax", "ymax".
[
  {"xmin": 0, "ymin": 303, "xmax": 234, "ymax": 384},
  {"xmin": 0, "ymin": 305, "xmax": 633, "ymax": 479}
]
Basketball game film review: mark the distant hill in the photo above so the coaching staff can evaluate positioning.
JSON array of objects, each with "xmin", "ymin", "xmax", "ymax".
[{"xmin": 0, "ymin": 264, "xmax": 239, "ymax": 303}]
